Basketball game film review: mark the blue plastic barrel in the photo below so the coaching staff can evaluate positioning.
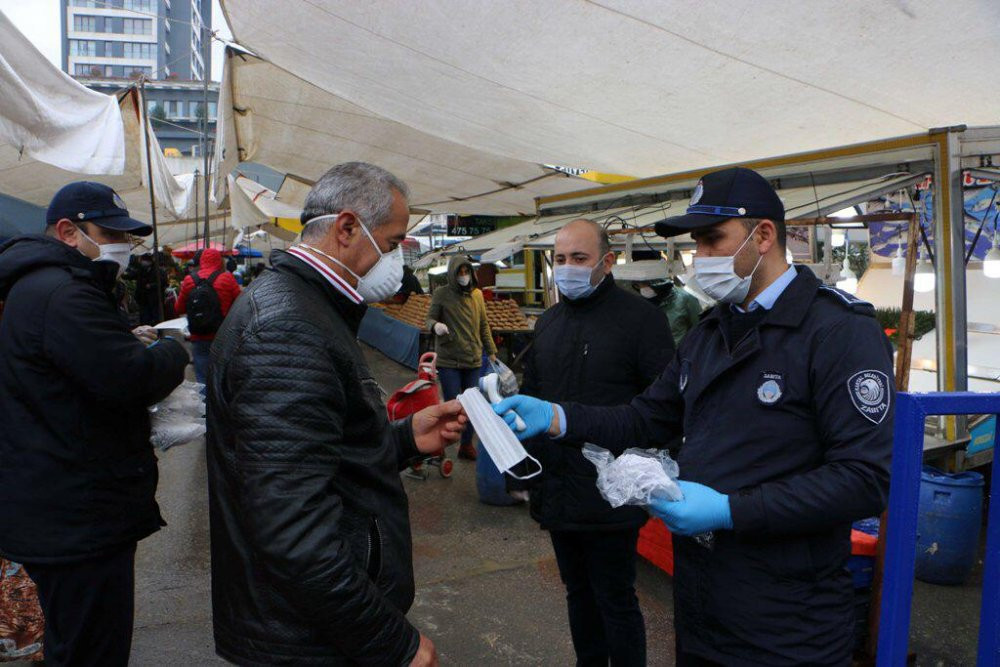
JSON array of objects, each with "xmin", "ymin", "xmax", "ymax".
[{"xmin": 914, "ymin": 465, "xmax": 984, "ymax": 585}]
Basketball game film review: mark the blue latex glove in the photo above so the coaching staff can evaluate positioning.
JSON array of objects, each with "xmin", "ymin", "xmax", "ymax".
[
  {"xmin": 493, "ymin": 395, "xmax": 554, "ymax": 441},
  {"xmin": 648, "ymin": 481, "xmax": 733, "ymax": 536}
]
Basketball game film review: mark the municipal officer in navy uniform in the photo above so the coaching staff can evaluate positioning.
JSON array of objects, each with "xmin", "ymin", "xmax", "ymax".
[{"xmin": 496, "ymin": 167, "xmax": 894, "ymax": 666}]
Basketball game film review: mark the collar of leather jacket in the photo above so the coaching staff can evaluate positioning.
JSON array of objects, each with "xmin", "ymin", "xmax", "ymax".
[{"xmin": 269, "ymin": 249, "xmax": 369, "ymax": 333}]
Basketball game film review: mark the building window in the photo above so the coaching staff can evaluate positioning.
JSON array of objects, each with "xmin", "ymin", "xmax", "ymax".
[
  {"xmin": 207, "ymin": 102, "xmax": 217, "ymax": 119},
  {"xmin": 68, "ymin": 39, "xmax": 98, "ymax": 56},
  {"xmin": 71, "ymin": 0, "xmax": 99, "ymax": 7},
  {"xmin": 74, "ymin": 63, "xmax": 102, "ymax": 77},
  {"xmin": 124, "ymin": 0, "xmax": 156, "ymax": 11},
  {"xmin": 123, "ymin": 18, "xmax": 152, "ymax": 35},
  {"xmin": 126, "ymin": 66, "xmax": 152, "ymax": 79},
  {"xmin": 123, "ymin": 42, "xmax": 156, "ymax": 59},
  {"xmin": 72, "ymin": 15, "xmax": 98, "ymax": 32}
]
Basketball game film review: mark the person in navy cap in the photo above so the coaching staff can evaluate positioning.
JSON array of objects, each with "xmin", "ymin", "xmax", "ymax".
[
  {"xmin": 497, "ymin": 167, "xmax": 895, "ymax": 665},
  {"xmin": 0, "ymin": 182, "xmax": 190, "ymax": 666}
]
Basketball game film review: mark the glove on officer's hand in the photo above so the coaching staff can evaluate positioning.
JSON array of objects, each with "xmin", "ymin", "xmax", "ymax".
[
  {"xmin": 433, "ymin": 322, "xmax": 450, "ymax": 336},
  {"xmin": 493, "ymin": 395, "xmax": 555, "ymax": 441},
  {"xmin": 648, "ymin": 481, "xmax": 733, "ymax": 536}
]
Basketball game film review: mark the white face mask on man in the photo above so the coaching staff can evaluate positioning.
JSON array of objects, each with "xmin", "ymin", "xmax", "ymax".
[
  {"xmin": 457, "ymin": 274, "xmax": 471, "ymax": 287},
  {"xmin": 77, "ymin": 226, "xmax": 132, "ymax": 277},
  {"xmin": 299, "ymin": 214, "xmax": 404, "ymax": 303},
  {"xmin": 692, "ymin": 225, "xmax": 763, "ymax": 304}
]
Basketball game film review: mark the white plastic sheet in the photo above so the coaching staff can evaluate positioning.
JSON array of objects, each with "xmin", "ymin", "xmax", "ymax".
[
  {"xmin": 220, "ymin": 1, "xmax": 1000, "ymax": 177},
  {"xmin": 210, "ymin": 47, "xmax": 587, "ymax": 215}
]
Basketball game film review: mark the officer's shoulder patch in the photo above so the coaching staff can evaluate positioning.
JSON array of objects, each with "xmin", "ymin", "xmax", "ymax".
[
  {"xmin": 817, "ymin": 285, "xmax": 875, "ymax": 316},
  {"xmin": 847, "ymin": 369, "xmax": 891, "ymax": 424}
]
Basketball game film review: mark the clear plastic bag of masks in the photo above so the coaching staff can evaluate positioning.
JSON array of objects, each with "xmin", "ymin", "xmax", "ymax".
[
  {"xmin": 149, "ymin": 380, "xmax": 206, "ymax": 451},
  {"xmin": 582, "ymin": 444, "xmax": 682, "ymax": 508}
]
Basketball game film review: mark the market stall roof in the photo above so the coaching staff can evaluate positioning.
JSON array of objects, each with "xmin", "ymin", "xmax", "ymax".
[
  {"xmin": 454, "ymin": 171, "xmax": 925, "ymax": 255},
  {"xmin": 0, "ymin": 11, "xmax": 198, "ymax": 228},
  {"xmin": 210, "ymin": 48, "xmax": 588, "ymax": 215},
  {"xmin": 219, "ymin": 0, "xmax": 999, "ymax": 177}
]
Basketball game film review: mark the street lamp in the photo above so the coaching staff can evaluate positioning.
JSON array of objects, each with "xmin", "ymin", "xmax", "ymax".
[
  {"xmin": 914, "ymin": 249, "xmax": 935, "ymax": 293},
  {"xmin": 831, "ymin": 229, "xmax": 846, "ymax": 248},
  {"xmin": 983, "ymin": 233, "xmax": 1000, "ymax": 279}
]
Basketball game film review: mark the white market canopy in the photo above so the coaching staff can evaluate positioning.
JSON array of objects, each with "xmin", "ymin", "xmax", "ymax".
[
  {"xmin": 453, "ymin": 171, "xmax": 925, "ymax": 255},
  {"xmin": 0, "ymin": 10, "xmax": 200, "ymax": 230},
  {"xmin": 219, "ymin": 0, "xmax": 1000, "ymax": 178},
  {"xmin": 210, "ymin": 48, "xmax": 587, "ymax": 215}
]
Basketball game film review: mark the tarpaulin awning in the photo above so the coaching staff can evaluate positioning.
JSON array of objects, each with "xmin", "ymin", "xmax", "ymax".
[
  {"xmin": 219, "ymin": 1, "xmax": 1000, "ymax": 178},
  {"xmin": 453, "ymin": 172, "xmax": 926, "ymax": 254},
  {"xmin": 0, "ymin": 11, "xmax": 199, "ymax": 230},
  {"xmin": 210, "ymin": 47, "xmax": 588, "ymax": 215}
]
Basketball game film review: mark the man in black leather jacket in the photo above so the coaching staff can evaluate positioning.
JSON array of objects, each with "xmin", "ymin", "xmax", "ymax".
[
  {"xmin": 206, "ymin": 162, "xmax": 465, "ymax": 667},
  {"xmin": 0, "ymin": 182, "xmax": 189, "ymax": 666}
]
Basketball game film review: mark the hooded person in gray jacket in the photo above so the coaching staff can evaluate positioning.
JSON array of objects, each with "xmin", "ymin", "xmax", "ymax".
[{"xmin": 426, "ymin": 255, "xmax": 497, "ymax": 460}]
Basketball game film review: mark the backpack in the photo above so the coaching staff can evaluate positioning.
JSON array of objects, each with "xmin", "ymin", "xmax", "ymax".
[{"xmin": 186, "ymin": 270, "xmax": 224, "ymax": 335}]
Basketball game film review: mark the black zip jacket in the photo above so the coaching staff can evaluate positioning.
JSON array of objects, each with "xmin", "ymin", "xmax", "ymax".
[
  {"xmin": 521, "ymin": 275, "xmax": 674, "ymax": 531},
  {"xmin": 206, "ymin": 250, "xmax": 423, "ymax": 666},
  {"xmin": 0, "ymin": 235, "xmax": 188, "ymax": 564}
]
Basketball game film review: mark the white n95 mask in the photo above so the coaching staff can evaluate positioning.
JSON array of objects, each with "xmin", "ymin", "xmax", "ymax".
[
  {"xmin": 78, "ymin": 227, "xmax": 132, "ymax": 277},
  {"xmin": 457, "ymin": 388, "xmax": 541, "ymax": 480},
  {"xmin": 692, "ymin": 225, "xmax": 762, "ymax": 304},
  {"xmin": 299, "ymin": 215, "xmax": 404, "ymax": 303}
]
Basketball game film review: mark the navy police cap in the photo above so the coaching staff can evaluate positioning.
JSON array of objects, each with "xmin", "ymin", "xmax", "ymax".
[
  {"xmin": 46, "ymin": 182, "xmax": 153, "ymax": 236},
  {"xmin": 654, "ymin": 167, "xmax": 784, "ymax": 238}
]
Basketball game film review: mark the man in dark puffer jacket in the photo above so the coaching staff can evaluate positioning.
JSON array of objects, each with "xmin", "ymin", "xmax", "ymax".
[
  {"xmin": 206, "ymin": 162, "xmax": 466, "ymax": 666},
  {"xmin": 520, "ymin": 219, "xmax": 674, "ymax": 666},
  {"xmin": 0, "ymin": 182, "xmax": 189, "ymax": 666}
]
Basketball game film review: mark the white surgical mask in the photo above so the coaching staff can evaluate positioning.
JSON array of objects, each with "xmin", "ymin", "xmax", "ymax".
[
  {"xmin": 457, "ymin": 274, "xmax": 471, "ymax": 287},
  {"xmin": 299, "ymin": 215, "xmax": 404, "ymax": 303},
  {"xmin": 457, "ymin": 387, "xmax": 541, "ymax": 480},
  {"xmin": 638, "ymin": 286, "xmax": 657, "ymax": 299},
  {"xmin": 554, "ymin": 260, "xmax": 603, "ymax": 300},
  {"xmin": 78, "ymin": 227, "xmax": 131, "ymax": 277},
  {"xmin": 692, "ymin": 225, "xmax": 763, "ymax": 304}
]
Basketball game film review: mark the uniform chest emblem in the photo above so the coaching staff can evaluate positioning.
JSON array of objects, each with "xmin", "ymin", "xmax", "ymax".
[
  {"xmin": 756, "ymin": 372, "xmax": 784, "ymax": 405},
  {"xmin": 848, "ymin": 370, "xmax": 891, "ymax": 424}
]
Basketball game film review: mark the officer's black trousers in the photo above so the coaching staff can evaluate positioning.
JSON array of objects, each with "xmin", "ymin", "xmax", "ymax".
[
  {"xmin": 550, "ymin": 528, "xmax": 646, "ymax": 667},
  {"xmin": 23, "ymin": 543, "xmax": 136, "ymax": 667}
]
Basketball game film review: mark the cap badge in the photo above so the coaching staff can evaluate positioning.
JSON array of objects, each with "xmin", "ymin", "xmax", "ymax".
[
  {"xmin": 77, "ymin": 212, "xmax": 85, "ymax": 219},
  {"xmin": 112, "ymin": 192, "xmax": 127, "ymax": 210},
  {"xmin": 690, "ymin": 181, "xmax": 704, "ymax": 206}
]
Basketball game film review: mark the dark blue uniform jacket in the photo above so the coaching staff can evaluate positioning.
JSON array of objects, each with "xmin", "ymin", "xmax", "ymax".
[{"xmin": 562, "ymin": 266, "xmax": 894, "ymax": 666}]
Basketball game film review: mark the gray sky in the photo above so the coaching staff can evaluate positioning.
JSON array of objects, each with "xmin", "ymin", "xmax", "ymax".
[{"xmin": 0, "ymin": 0, "xmax": 233, "ymax": 81}]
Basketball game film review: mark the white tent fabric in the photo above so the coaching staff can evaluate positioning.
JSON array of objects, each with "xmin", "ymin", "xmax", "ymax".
[
  {"xmin": 210, "ymin": 48, "xmax": 587, "ymax": 215},
  {"xmin": 0, "ymin": 11, "xmax": 201, "ymax": 238},
  {"xmin": 457, "ymin": 172, "xmax": 922, "ymax": 254},
  {"xmin": 220, "ymin": 1, "xmax": 1000, "ymax": 177},
  {"xmin": 0, "ymin": 11, "xmax": 124, "ymax": 174},
  {"xmin": 228, "ymin": 174, "xmax": 301, "ymax": 241}
]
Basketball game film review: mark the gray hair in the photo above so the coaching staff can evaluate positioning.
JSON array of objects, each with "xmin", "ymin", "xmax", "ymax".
[{"xmin": 300, "ymin": 162, "xmax": 410, "ymax": 242}]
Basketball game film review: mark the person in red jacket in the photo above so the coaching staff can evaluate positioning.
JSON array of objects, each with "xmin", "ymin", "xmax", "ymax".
[{"xmin": 176, "ymin": 247, "xmax": 241, "ymax": 385}]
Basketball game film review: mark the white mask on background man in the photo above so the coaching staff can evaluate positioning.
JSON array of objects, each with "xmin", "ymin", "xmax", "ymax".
[
  {"xmin": 692, "ymin": 225, "xmax": 762, "ymax": 304},
  {"xmin": 299, "ymin": 214, "xmax": 404, "ymax": 303},
  {"xmin": 457, "ymin": 274, "xmax": 471, "ymax": 287},
  {"xmin": 78, "ymin": 227, "xmax": 132, "ymax": 277},
  {"xmin": 638, "ymin": 286, "xmax": 657, "ymax": 299},
  {"xmin": 554, "ymin": 259, "xmax": 605, "ymax": 300}
]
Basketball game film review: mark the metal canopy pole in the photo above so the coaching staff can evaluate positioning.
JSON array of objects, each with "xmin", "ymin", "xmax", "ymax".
[
  {"xmin": 201, "ymin": 20, "xmax": 211, "ymax": 249},
  {"xmin": 139, "ymin": 79, "xmax": 165, "ymax": 322},
  {"xmin": 931, "ymin": 127, "xmax": 969, "ymax": 395}
]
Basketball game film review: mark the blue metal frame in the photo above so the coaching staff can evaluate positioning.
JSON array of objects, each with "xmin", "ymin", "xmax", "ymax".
[{"xmin": 878, "ymin": 392, "xmax": 1000, "ymax": 667}]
